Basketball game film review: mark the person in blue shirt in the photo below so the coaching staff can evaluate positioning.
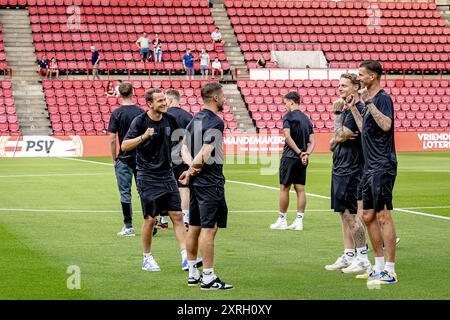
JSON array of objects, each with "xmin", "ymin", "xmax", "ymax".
[
  {"xmin": 90, "ymin": 46, "xmax": 101, "ymax": 80},
  {"xmin": 37, "ymin": 55, "xmax": 49, "ymax": 78},
  {"xmin": 182, "ymin": 49, "xmax": 195, "ymax": 80}
]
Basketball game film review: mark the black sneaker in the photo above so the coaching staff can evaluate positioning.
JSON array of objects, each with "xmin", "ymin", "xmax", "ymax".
[
  {"xmin": 188, "ymin": 274, "xmax": 202, "ymax": 287},
  {"xmin": 200, "ymin": 277, "xmax": 233, "ymax": 290},
  {"xmin": 157, "ymin": 222, "xmax": 168, "ymax": 230}
]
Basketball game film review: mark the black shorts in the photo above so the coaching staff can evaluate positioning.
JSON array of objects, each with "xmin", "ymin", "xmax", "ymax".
[
  {"xmin": 172, "ymin": 163, "xmax": 189, "ymax": 188},
  {"xmin": 137, "ymin": 179, "xmax": 182, "ymax": 218},
  {"xmin": 331, "ymin": 173, "xmax": 361, "ymax": 215},
  {"xmin": 357, "ymin": 173, "xmax": 365, "ymax": 201},
  {"xmin": 362, "ymin": 172, "xmax": 396, "ymax": 212},
  {"xmin": 190, "ymin": 185, "xmax": 228, "ymax": 229},
  {"xmin": 279, "ymin": 157, "xmax": 307, "ymax": 186}
]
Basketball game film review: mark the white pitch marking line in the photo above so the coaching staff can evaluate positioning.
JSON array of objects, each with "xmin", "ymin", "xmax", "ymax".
[
  {"xmin": 58, "ymin": 157, "xmax": 450, "ymax": 220},
  {"xmin": 0, "ymin": 172, "xmax": 111, "ymax": 178},
  {"xmin": 0, "ymin": 208, "xmax": 332, "ymax": 214}
]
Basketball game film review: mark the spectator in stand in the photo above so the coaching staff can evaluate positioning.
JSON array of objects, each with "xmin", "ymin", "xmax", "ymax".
[
  {"xmin": 91, "ymin": 46, "xmax": 101, "ymax": 80},
  {"xmin": 37, "ymin": 55, "xmax": 49, "ymax": 78},
  {"xmin": 211, "ymin": 27, "xmax": 224, "ymax": 45},
  {"xmin": 114, "ymin": 80, "xmax": 122, "ymax": 97},
  {"xmin": 256, "ymin": 54, "xmax": 266, "ymax": 68},
  {"xmin": 152, "ymin": 34, "xmax": 163, "ymax": 62},
  {"xmin": 182, "ymin": 49, "xmax": 195, "ymax": 80},
  {"xmin": 48, "ymin": 57, "xmax": 59, "ymax": 79},
  {"xmin": 211, "ymin": 57, "xmax": 224, "ymax": 80},
  {"xmin": 136, "ymin": 32, "xmax": 151, "ymax": 63},
  {"xmin": 105, "ymin": 81, "xmax": 115, "ymax": 97},
  {"xmin": 200, "ymin": 48, "xmax": 210, "ymax": 80}
]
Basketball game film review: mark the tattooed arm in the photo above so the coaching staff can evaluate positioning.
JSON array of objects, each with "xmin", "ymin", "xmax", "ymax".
[
  {"xmin": 366, "ymin": 103, "xmax": 392, "ymax": 132},
  {"xmin": 329, "ymin": 98, "xmax": 358, "ymax": 151}
]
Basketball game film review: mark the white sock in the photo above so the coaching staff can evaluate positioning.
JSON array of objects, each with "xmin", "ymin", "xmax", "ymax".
[
  {"xmin": 202, "ymin": 268, "xmax": 216, "ymax": 283},
  {"xmin": 160, "ymin": 216, "xmax": 169, "ymax": 224},
  {"xmin": 143, "ymin": 252, "xmax": 152, "ymax": 259},
  {"xmin": 188, "ymin": 260, "xmax": 199, "ymax": 277},
  {"xmin": 385, "ymin": 262, "xmax": 395, "ymax": 274},
  {"xmin": 279, "ymin": 212, "xmax": 286, "ymax": 219},
  {"xmin": 374, "ymin": 256, "xmax": 385, "ymax": 273},
  {"xmin": 344, "ymin": 248, "xmax": 356, "ymax": 260},
  {"xmin": 296, "ymin": 212, "xmax": 304, "ymax": 220},
  {"xmin": 182, "ymin": 210, "xmax": 189, "ymax": 224},
  {"xmin": 356, "ymin": 246, "xmax": 369, "ymax": 260},
  {"xmin": 180, "ymin": 249, "xmax": 187, "ymax": 261}
]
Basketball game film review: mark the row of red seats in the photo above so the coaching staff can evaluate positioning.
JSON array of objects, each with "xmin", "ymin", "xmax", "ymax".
[
  {"xmin": 230, "ymin": 16, "xmax": 447, "ymax": 28},
  {"xmin": 32, "ymin": 19, "xmax": 215, "ymax": 30},
  {"xmin": 227, "ymin": 8, "xmax": 443, "ymax": 20},
  {"xmin": 224, "ymin": 0, "xmax": 437, "ymax": 11},
  {"xmin": 236, "ymin": 25, "xmax": 449, "ymax": 37},
  {"xmin": 44, "ymin": 79, "xmax": 218, "ymax": 89},
  {"xmin": 30, "ymin": 6, "xmax": 211, "ymax": 16},
  {"xmin": 1, "ymin": 0, "xmax": 209, "ymax": 7}
]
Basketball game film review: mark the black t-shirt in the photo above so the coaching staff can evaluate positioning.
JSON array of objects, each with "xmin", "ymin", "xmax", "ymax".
[
  {"xmin": 361, "ymin": 89, "xmax": 398, "ymax": 176},
  {"xmin": 185, "ymin": 109, "xmax": 225, "ymax": 187},
  {"xmin": 107, "ymin": 104, "xmax": 144, "ymax": 167},
  {"xmin": 124, "ymin": 112, "xmax": 179, "ymax": 181},
  {"xmin": 332, "ymin": 103, "xmax": 364, "ymax": 176},
  {"xmin": 282, "ymin": 109, "xmax": 314, "ymax": 159},
  {"xmin": 167, "ymin": 106, "xmax": 193, "ymax": 165}
]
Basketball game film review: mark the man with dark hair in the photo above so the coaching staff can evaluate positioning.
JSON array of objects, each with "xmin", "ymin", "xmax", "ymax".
[
  {"xmin": 107, "ymin": 83, "xmax": 145, "ymax": 237},
  {"xmin": 122, "ymin": 88, "xmax": 188, "ymax": 272},
  {"xmin": 156, "ymin": 89, "xmax": 194, "ymax": 232},
  {"xmin": 346, "ymin": 60, "xmax": 399, "ymax": 285},
  {"xmin": 270, "ymin": 91, "xmax": 315, "ymax": 231},
  {"xmin": 325, "ymin": 73, "xmax": 370, "ymax": 273},
  {"xmin": 179, "ymin": 82, "xmax": 233, "ymax": 290}
]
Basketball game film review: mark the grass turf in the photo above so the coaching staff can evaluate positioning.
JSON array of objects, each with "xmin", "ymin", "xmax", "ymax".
[{"xmin": 0, "ymin": 152, "xmax": 449, "ymax": 299}]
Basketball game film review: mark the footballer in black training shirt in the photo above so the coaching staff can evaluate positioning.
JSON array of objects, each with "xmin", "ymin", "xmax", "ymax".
[
  {"xmin": 122, "ymin": 88, "xmax": 187, "ymax": 272},
  {"xmin": 270, "ymin": 91, "xmax": 315, "ymax": 232},
  {"xmin": 326, "ymin": 73, "xmax": 369, "ymax": 274},
  {"xmin": 107, "ymin": 82, "xmax": 144, "ymax": 237},
  {"xmin": 157, "ymin": 89, "xmax": 194, "ymax": 231},
  {"xmin": 178, "ymin": 82, "xmax": 233, "ymax": 291},
  {"xmin": 348, "ymin": 60, "xmax": 399, "ymax": 284}
]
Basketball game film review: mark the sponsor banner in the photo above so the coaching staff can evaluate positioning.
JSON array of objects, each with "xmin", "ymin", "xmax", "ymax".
[
  {"xmin": 0, "ymin": 132, "xmax": 449, "ymax": 157},
  {"xmin": 0, "ymin": 136, "xmax": 83, "ymax": 157}
]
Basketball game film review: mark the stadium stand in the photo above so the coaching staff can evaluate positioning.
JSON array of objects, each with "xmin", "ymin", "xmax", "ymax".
[
  {"xmin": 225, "ymin": 0, "xmax": 450, "ymax": 72},
  {"xmin": 0, "ymin": 80, "xmax": 20, "ymax": 135},
  {"xmin": 237, "ymin": 79, "xmax": 450, "ymax": 133},
  {"xmin": 0, "ymin": 0, "xmax": 230, "ymax": 74},
  {"xmin": 0, "ymin": 24, "xmax": 8, "ymax": 73},
  {"xmin": 43, "ymin": 79, "xmax": 238, "ymax": 135}
]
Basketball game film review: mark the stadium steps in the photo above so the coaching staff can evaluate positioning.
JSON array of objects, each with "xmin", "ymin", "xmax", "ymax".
[
  {"xmin": 211, "ymin": 1, "xmax": 249, "ymax": 78},
  {"xmin": 437, "ymin": 3, "xmax": 450, "ymax": 27},
  {"xmin": 0, "ymin": 9, "xmax": 52, "ymax": 135},
  {"xmin": 222, "ymin": 83, "xmax": 256, "ymax": 133}
]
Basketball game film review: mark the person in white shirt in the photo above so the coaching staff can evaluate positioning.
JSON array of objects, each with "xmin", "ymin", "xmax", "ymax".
[
  {"xmin": 136, "ymin": 32, "xmax": 151, "ymax": 62},
  {"xmin": 211, "ymin": 27, "xmax": 224, "ymax": 45},
  {"xmin": 200, "ymin": 49, "xmax": 210, "ymax": 80},
  {"xmin": 211, "ymin": 57, "xmax": 223, "ymax": 79}
]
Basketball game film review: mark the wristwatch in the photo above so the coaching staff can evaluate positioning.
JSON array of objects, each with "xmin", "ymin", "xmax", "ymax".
[
  {"xmin": 365, "ymin": 99, "xmax": 374, "ymax": 106},
  {"xmin": 334, "ymin": 110, "xmax": 342, "ymax": 115}
]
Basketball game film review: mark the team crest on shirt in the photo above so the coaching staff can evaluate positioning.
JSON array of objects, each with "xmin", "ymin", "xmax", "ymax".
[{"xmin": 165, "ymin": 127, "xmax": 171, "ymax": 136}]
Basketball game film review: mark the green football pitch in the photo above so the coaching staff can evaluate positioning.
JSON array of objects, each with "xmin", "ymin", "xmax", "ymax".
[{"xmin": 0, "ymin": 152, "xmax": 449, "ymax": 300}]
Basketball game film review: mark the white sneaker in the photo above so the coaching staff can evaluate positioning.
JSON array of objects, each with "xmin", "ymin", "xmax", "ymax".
[
  {"xmin": 287, "ymin": 219, "xmax": 303, "ymax": 231},
  {"xmin": 325, "ymin": 254, "xmax": 354, "ymax": 271},
  {"xmin": 142, "ymin": 256, "xmax": 161, "ymax": 272},
  {"xmin": 270, "ymin": 217, "xmax": 288, "ymax": 230},
  {"xmin": 117, "ymin": 226, "xmax": 135, "ymax": 237},
  {"xmin": 341, "ymin": 257, "xmax": 371, "ymax": 274}
]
